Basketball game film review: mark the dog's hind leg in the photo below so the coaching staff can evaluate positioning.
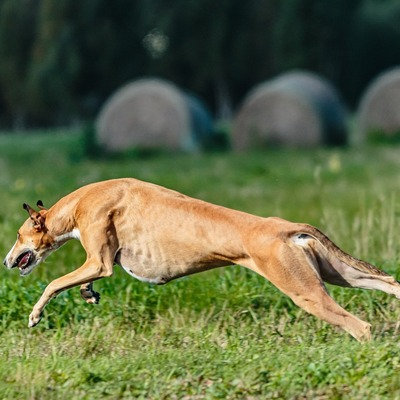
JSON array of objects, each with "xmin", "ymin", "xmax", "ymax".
[
  {"xmin": 80, "ymin": 282, "xmax": 100, "ymax": 304},
  {"xmin": 250, "ymin": 242, "xmax": 371, "ymax": 342}
]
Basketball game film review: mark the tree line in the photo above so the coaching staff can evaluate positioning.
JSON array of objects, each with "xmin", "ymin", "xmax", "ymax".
[{"xmin": 0, "ymin": 0, "xmax": 399, "ymax": 130}]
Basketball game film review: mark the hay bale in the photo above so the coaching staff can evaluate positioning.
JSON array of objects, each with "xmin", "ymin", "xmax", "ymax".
[
  {"xmin": 357, "ymin": 67, "xmax": 400, "ymax": 141},
  {"xmin": 232, "ymin": 71, "xmax": 348, "ymax": 150},
  {"xmin": 184, "ymin": 93, "xmax": 215, "ymax": 149},
  {"xmin": 96, "ymin": 78, "xmax": 213, "ymax": 152}
]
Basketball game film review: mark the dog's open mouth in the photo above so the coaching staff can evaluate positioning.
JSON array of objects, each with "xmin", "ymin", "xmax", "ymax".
[{"xmin": 14, "ymin": 251, "xmax": 34, "ymax": 273}]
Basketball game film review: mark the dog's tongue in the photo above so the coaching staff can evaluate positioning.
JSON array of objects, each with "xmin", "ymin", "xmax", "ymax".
[{"xmin": 18, "ymin": 253, "xmax": 30, "ymax": 268}]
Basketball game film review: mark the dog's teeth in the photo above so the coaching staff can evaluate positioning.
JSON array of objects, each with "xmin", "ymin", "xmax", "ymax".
[{"xmin": 18, "ymin": 253, "xmax": 31, "ymax": 269}]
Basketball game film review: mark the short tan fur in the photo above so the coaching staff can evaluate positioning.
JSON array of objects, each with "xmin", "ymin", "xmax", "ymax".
[{"xmin": 4, "ymin": 178, "xmax": 400, "ymax": 341}]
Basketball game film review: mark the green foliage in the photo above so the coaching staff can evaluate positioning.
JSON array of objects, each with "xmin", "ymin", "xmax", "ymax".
[
  {"xmin": 26, "ymin": 0, "xmax": 81, "ymax": 122},
  {"xmin": 0, "ymin": 0, "xmax": 38, "ymax": 128},
  {"xmin": 2, "ymin": 131, "xmax": 400, "ymax": 397},
  {"xmin": 347, "ymin": 0, "xmax": 400, "ymax": 104},
  {"xmin": 273, "ymin": 0, "xmax": 361, "ymax": 83},
  {"xmin": 367, "ymin": 129, "xmax": 400, "ymax": 145},
  {"xmin": 1, "ymin": 0, "xmax": 400, "ymax": 127}
]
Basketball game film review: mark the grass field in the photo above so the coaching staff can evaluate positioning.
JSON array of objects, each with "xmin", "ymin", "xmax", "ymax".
[{"xmin": 1, "ymin": 131, "xmax": 400, "ymax": 399}]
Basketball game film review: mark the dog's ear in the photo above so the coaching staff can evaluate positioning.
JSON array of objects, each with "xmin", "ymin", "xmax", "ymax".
[
  {"xmin": 36, "ymin": 200, "xmax": 47, "ymax": 211},
  {"xmin": 23, "ymin": 203, "xmax": 36, "ymax": 217},
  {"xmin": 23, "ymin": 203, "xmax": 46, "ymax": 232}
]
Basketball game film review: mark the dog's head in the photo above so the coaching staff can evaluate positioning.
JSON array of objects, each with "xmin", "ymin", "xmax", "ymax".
[{"xmin": 3, "ymin": 201, "xmax": 56, "ymax": 276}]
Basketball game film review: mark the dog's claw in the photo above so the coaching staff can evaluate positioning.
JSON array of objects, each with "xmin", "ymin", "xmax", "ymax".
[{"xmin": 93, "ymin": 291, "xmax": 101, "ymax": 304}]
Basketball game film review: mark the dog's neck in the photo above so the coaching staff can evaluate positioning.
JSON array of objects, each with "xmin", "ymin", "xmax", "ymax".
[
  {"xmin": 45, "ymin": 196, "xmax": 80, "ymax": 244},
  {"xmin": 54, "ymin": 228, "xmax": 81, "ymax": 244}
]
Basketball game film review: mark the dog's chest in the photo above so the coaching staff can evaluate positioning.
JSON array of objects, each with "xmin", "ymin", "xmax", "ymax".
[{"xmin": 114, "ymin": 245, "xmax": 185, "ymax": 284}]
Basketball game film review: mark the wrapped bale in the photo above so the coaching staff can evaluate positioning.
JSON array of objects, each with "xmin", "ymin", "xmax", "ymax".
[
  {"xmin": 184, "ymin": 93, "xmax": 215, "ymax": 149},
  {"xmin": 358, "ymin": 68, "xmax": 400, "ymax": 141},
  {"xmin": 96, "ymin": 78, "xmax": 213, "ymax": 152},
  {"xmin": 232, "ymin": 71, "xmax": 348, "ymax": 150}
]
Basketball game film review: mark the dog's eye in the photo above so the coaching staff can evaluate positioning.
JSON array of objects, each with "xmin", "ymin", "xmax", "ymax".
[{"xmin": 17, "ymin": 232, "xmax": 21, "ymax": 240}]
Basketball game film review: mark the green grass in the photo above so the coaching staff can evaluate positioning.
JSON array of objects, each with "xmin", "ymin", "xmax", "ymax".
[{"xmin": 2, "ymin": 131, "xmax": 400, "ymax": 398}]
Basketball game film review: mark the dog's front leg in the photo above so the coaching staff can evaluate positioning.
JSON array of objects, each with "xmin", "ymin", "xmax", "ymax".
[{"xmin": 29, "ymin": 259, "xmax": 113, "ymax": 327}]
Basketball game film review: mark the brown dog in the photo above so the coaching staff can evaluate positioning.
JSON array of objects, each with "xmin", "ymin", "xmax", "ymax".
[{"xmin": 3, "ymin": 178, "xmax": 400, "ymax": 341}]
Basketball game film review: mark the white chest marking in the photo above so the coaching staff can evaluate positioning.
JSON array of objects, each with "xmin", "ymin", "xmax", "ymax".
[{"xmin": 55, "ymin": 228, "xmax": 81, "ymax": 243}]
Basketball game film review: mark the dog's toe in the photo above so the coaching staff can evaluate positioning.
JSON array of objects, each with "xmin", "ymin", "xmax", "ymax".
[{"xmin": 28, "ymin": 310, "xmax": 42, "ymax": 328}]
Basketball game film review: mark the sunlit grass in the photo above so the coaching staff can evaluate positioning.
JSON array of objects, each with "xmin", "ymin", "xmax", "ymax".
[{"xmin": 1, "ymin": 131, "xmax": 400, "ymax": 398}]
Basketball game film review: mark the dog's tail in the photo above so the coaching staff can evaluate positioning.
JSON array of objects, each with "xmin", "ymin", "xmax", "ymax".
[{"xmin": 292, "ymin": 224, "xmax": 392, "ymax": 279}]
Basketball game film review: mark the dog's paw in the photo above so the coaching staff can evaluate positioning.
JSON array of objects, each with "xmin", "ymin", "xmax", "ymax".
[
  {"xmin": 84, "ymin": 291, "xmax": 100, "ymax": 304},
  {"xmin": 28, "ymin": 310, "xmax": 43, "ymax": 328},
  {"xmin": 87, "ymin": 291, "xmax": 100, "ymax": 304},
  {"xmin": 80, "ymin": 287, "xmax": 101, "ymax": 304}
]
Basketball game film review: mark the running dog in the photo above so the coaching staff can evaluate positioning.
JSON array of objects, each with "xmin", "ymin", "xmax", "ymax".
[{"xmin": 3, "ymin": 178, "xmax": 400, "ymax": 341}]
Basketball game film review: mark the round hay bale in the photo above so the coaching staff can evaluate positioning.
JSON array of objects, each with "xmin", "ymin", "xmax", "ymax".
[
  {"xmin": 232, "ymin": 71, "xmax": 348, "ymax": 150},
  {"xmin": 184, "ymin": 93, "xmax": 215, "ymax": 149},
  {"xmin": 357, "ymin": 67, "xmax": 400, "ymax": 141},
  {"xmin": 96, "ymin": 78, "xmax": 213, "ymax": 152}
]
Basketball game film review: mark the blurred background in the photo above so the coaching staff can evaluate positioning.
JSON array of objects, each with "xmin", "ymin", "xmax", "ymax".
[
  {"xmin": 0, "ymin": 0, "xmax": 399, "ymax": 151},
  {"xmin": 3, "ymin": 4, "xmax": 400, "ymax": 397}
]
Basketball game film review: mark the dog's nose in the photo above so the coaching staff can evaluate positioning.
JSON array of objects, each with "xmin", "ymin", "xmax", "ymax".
[{"xmin": 3, "ymin": 258, "xmax": 7, "ymax": 267}]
